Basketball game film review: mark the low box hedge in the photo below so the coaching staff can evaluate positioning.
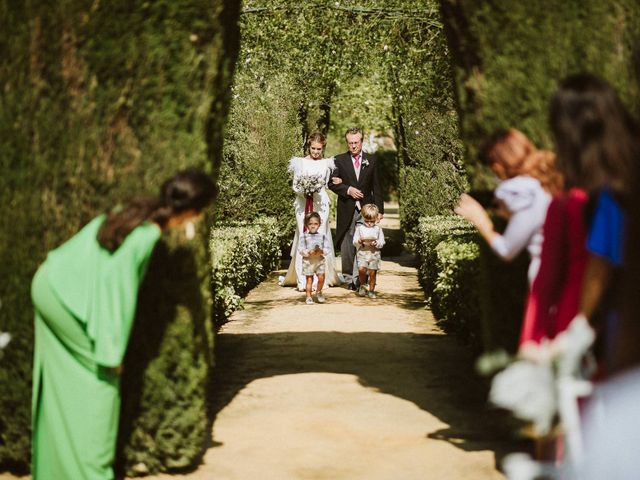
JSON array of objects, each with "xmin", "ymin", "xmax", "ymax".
[
  {"xmin": 413, "ymin": 215, "xmax": 528, "ymax": 354},
  {"xmin": 409, "ymin": 215, "xmax": 478, "ymax": 304},
  {"xmin": 209, "ymin": 218, "xmax": 282, "ymax": 326},
  {"xmin": 432, "ymin": 238, "xmax": 481, "ymax": 347}
]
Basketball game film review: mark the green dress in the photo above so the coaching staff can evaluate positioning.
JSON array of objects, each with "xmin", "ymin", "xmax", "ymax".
[{"xmin": 31, "ymin": 215, "xmax": 161, "ymax": 480}]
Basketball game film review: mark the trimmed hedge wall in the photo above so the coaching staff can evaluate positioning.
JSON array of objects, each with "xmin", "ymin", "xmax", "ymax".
[
  {"xmin": 440, "ymin": 0, "xmax": 640, "ymax": 185},
  {"xmin": 412, "ymin": 215, "xmax": 527, "ymax": 353},
  {"xmin": 210, "ymin": 218, "xmax": 283, "ymax": 326},
  {"xmin": 115, "ymin": 218, "xmax": 282, "ymax": 477},
  {"xmin": 0, "ymin": 1, "xmax": 241, "ymax": 472},
  {"xmin": 214, "ymin": 71, "xmax": 302, "ymax": 241},
  {"xmin": 117, "ymin": 225, "xmax": 214, "ymax": 477}
]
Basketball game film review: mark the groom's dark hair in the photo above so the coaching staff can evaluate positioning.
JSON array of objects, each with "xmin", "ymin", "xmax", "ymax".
[{"xmin": 344, "ymin": 127, "xmax": 363, "ymax": 139}]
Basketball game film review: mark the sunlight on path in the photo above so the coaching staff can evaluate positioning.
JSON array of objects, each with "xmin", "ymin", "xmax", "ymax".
[{"xmin": 147, "ymin": 208, "xmax": 510, "ymax": 480}]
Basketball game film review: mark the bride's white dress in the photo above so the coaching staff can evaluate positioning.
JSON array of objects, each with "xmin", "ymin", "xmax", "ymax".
[{"xmin": 281, "ymin": 156, "xmax": 341, "ymax": 290}]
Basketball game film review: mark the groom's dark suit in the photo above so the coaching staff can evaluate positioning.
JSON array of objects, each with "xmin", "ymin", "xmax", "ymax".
[{"xmin": 329, "ymin": 151, "xmax": 384, "ymax": 283}]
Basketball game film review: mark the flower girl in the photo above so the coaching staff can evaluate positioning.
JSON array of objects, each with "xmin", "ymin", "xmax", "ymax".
[{"xmin": 298, "ymin": 212, "xmax": 331, "ymax": 304}]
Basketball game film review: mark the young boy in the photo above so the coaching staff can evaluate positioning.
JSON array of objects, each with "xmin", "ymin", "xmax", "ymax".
[
  {"xmin": 298, "ymin": 212, "xmax": 331, "ymax": 304},
  {"xmin": 353, "ymin": 203, "xmax": 385, "ymax": 298}
]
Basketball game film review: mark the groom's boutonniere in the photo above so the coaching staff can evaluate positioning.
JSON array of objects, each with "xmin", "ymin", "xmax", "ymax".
[{"xmin": 361, "ymin": 158, "xmax": 370, "ymax": 168}]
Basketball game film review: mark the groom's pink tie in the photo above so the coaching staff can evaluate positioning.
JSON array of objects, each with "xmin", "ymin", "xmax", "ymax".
[{"xmin": 354, "ymin": 154, "xmax": 360, "ymax": 169}]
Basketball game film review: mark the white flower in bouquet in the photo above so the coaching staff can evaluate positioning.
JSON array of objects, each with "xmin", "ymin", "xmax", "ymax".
[
  {"xmin": 294, "ymin": 173, "xmax": 325, "ymax": 196},
  {"xmin": 490, "ymin": 358, "xmax": 557, "ymax": 435}
]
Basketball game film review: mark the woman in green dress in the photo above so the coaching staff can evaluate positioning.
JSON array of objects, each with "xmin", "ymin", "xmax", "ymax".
[{"xmin": 30, "ymin": 169, "xmax": 216, "ymax": 480}]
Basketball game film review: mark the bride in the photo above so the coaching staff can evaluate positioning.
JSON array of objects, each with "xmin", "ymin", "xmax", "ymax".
[{"xmin": 281, "ymin": 131, "xmax": 341, "ymax": 290}]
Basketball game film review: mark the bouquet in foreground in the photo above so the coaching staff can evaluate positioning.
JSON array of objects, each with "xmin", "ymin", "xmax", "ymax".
[{"xmin": 294, "ymin": 174, "xmax": 325, "ymax": 195}]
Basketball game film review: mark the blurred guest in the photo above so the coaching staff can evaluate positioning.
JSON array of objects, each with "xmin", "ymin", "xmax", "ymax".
[
  {"xmin": 549, "ymin": 73, "xmax": 639, "ymax": 373},
  {"xmin": 577, "ymin": 73, "xmax": 640, "ymax": 479},
  {"xmin": 519, "ymin": 182, "xmax": 589, "ymax": 348},
  {"xmin": 455, "ymin": 128, "xmax": 554, "ymax": 285},
  {"xmin": 31, "ymin": 170, "xmax": 216, "ymax": 480}
]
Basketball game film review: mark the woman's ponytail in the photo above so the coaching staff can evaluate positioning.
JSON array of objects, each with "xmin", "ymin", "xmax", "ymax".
[{"xmin": 97, "ymin": 169, "xmax": 217, "ymax": 252}]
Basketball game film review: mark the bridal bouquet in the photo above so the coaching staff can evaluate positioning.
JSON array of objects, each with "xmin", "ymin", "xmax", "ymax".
[{"xmin": 294, "ymin": 173, "xmax": 325, "ymax": 195}]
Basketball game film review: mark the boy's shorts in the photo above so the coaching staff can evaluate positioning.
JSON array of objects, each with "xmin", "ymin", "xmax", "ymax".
[
  {"xmin": 302, "ymin": 256, "xmax": 326, "ymax": 276},
  {"xmin": 356, "ymin": 250, "xmax": 381, "ymax": 270}
]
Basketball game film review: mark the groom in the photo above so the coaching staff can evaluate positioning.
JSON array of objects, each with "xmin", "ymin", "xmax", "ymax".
[{"xmin": 329, "ymin": 127, "xmax": 384, "ymax": 288}]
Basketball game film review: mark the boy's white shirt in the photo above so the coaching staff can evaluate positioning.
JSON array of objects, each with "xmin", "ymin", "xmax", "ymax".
[
  {"xmin": 353, "ymin": 223, "xmax": 385, "ymax": 249},
  {"xmin": 298, "ymin": 231, "xmax": 330, "ymax": 257}
]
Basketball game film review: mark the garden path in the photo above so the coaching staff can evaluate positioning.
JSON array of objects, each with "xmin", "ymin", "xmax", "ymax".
[{"xmin": 146, "ymin": 206, "xmax": 518, "ymax": 480}]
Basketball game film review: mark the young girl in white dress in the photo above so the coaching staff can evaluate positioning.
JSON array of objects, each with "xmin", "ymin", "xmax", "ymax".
[{"xmin": 281, "ymin": 132, "xmax": 341, "ymax": 290}]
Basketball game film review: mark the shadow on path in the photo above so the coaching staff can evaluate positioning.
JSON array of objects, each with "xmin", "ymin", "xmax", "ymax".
[{"xmin": 208, "ymin": 329, "xmax": 527, "ymax": 470}]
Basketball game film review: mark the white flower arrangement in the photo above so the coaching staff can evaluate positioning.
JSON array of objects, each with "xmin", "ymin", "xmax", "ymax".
[
  {"xmin": 294, "ymin": 173, "xmax": 325, "ymax": 195},
  {"xmin": 489, "ymin": 315, "xmax": 595, "ymax": 437}
]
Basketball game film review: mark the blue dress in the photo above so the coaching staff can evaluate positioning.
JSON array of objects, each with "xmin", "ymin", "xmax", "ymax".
[
  {"xmin": 587, "ymin": 189, "xmax": 625, "ymax": 266},
  {"xmin": 586, "ymin": 189, "xmax": 626, "ymax": 369}
]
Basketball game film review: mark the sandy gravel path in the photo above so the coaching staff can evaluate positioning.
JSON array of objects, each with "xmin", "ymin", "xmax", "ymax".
[{"xmin": 146, "ymin": 212, "xmax": 516, "ymax": 480}]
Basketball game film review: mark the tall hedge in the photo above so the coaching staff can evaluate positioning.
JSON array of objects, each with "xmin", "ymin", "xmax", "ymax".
[
  {"xmin": 214, "ymin": 71, "xmax": 302, "ymax": 240},
  {"xmin": 440, "ymin": 0, "xmax": 640, "ymax": 182},
  {"xmin": 0, "ymin": 1, "xmax": 240, "ymax": 472}
]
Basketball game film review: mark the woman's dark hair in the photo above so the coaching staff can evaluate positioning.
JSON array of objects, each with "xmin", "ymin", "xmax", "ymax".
[
  {"xmin": 549, "ymin": 73, "xmax": 640, "ymax": 199},
  {"xmin": 97, "ymin": 169, "xmax": 217, "ymax": 252}
]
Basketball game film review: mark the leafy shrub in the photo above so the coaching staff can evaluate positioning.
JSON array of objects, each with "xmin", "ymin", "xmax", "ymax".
[
  {"xmin": 409, "ymin": 215, "xmax": 478, "ymax": 303},
  {"xmin": 209, "ymin": 218, "xmax": 282, "ymax": 325},
  {"xmin": 117, "ymin": 226, "xmax": 214, "ymax": 476},
  {"xmin": 441, "ymin": 0, "xmax": 640, "ymax": 187},
  {"xmin": 476, "ymin": 241, "xmax": 529, "ymax": 354},
  {"xmin": 413, "ymin": 215, "xmax": 528, "ymax": 353},
  {"xmin": 432, "ymin": 238, "xmax": 481, "ymax": 347},
  {"xmin": 214, "ymin": 71, "xmax": 302, "ymax": 245},
  {"xmin": 0, "ymin": 1, "xmax": 240, "ymax": 471},
  {"xmin": 398, "ymin": 110, "xmax": 468, "ymax": 235},
  {"xmin": 116, "ymin": 217, "xmax": 283, "ymax": 476}
]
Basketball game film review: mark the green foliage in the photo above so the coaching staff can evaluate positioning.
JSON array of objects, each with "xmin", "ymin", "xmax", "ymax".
[
  {"xmin": 409, "ymin": 215, "xmax": 477, "ymax": 302},
  {"xmin": 441, "ymin": 0, "xmax": 640, "ymax": 187},
  {"xmin": 236, "ymin": 0, "xmax": 464, "ymax": 229},
  {"xmin": 117, "ymin": 217, "xmax": 282, "ymax": 477},
  {"xmin": 399, "ymin": 110, "xmax": 467, "ymax": 233},
  {"xmin": 117, "ymin": 226, "xmax": 214, "ymax": 476},
  {"xmin": 476, "ymin": 240, "xmax": 529, "ymax": 354},
  {"xmin": 0, "ymin": 0, "xmax": 240, "ymax": 472},
  {"xmin": 432, "ymin": 238, "xmax": 481, "ymax": 346},
  {"xmin": 379, "ymin": 5, "xmax": 466, "ymax": 232},
  {"xmin": 412, "ymin": 215, "xmax": 527, "ymax": 353},
  {"xmin": 209, "ymin": 218, "xmax": 282, "ymax": 325},
  {"xmin": 214, "ymin": 71, "xmax": 301, "ymax": 240}
]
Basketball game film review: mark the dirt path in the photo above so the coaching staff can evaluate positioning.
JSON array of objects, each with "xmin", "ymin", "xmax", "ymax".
[{"xmin": 146, "ymin": 210, "xmax": 517, "ymax": 480}]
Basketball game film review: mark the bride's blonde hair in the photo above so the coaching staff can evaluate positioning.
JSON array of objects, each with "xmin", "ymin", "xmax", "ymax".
[{"xmin": 307, "ymin": 131, "xmax": 326, "ymax": 147}]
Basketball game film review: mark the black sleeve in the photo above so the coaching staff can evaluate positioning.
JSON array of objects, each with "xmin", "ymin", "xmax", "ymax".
[{"xmin": 328, "ymin": 156, "xmax": 350, "ymax": 198}]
